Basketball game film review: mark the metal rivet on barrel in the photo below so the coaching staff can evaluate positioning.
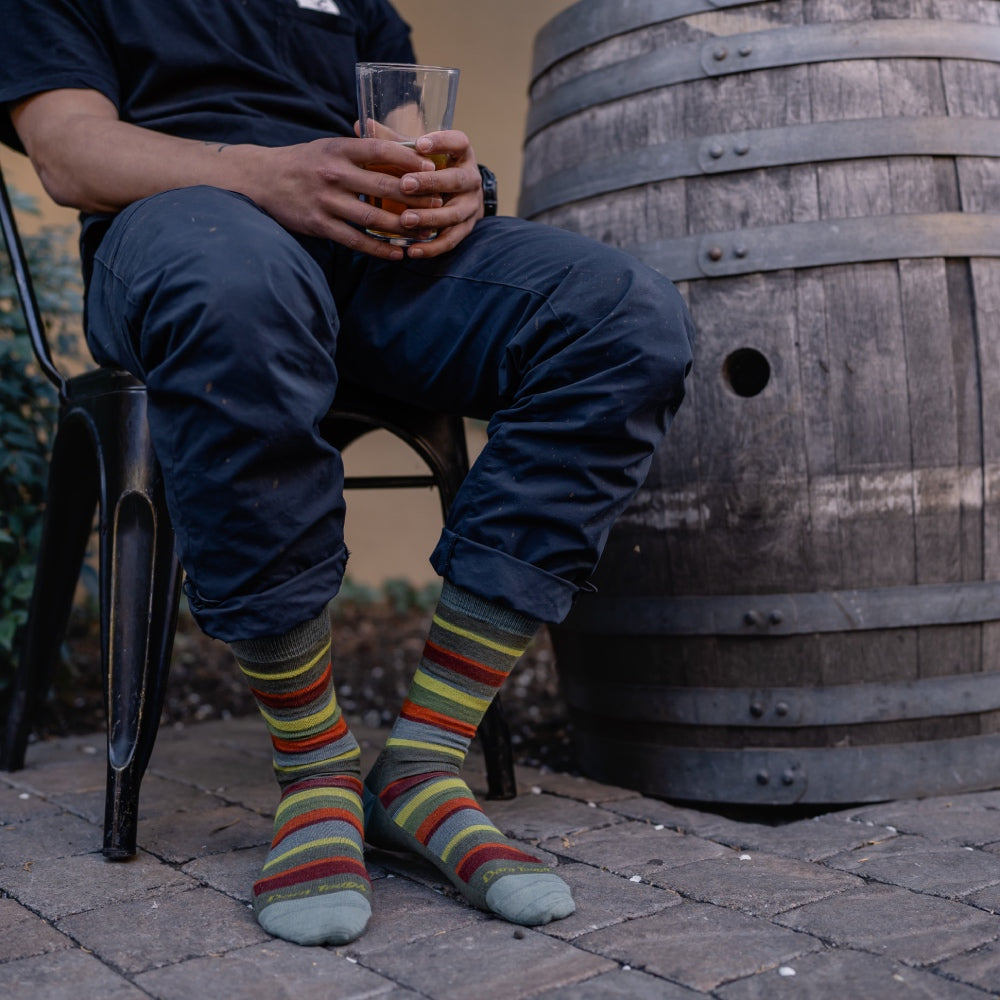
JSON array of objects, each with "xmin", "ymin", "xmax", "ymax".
[
  {"xmin": 709, "ymin": 144, "xmax": 725, "ymax": 159},
  {"xmin": 743, "ymin": 609, "xmax": 762, "ymax": 626},
  {"xmin": 738, "ymin": 45, "xmax": 753, "ymax": 56},
  {"xmin": 734, "ymin": 246, "xmax": 748, "ymax": 259},
  {"xmin": 708, "ymin": 246, "xmax": 724, "ymax": 262},
  {"xmin": 775, "ymin": 701, "xmax": 789, "ymax": 717},
  {"xmin": 713, "ymin": 47, "xmax": 728, "ymax": 61},
  {"xmin": 781, "ymin": 769, "xmax": 796, "ymax": 786},
  {"xmin": 750, "ymin": 700, "xmax": 765, "ymax": 718},
  {"xmin": 769, "ymin": 610, "xmax": 784, "ymax": 625},
  {"xmin": 734, "ymin": 141, "xmax": 750, "ymax": 156},
  {"xmin": 756, "ymin": 770, "xmax": 770, "ymax": 785}
]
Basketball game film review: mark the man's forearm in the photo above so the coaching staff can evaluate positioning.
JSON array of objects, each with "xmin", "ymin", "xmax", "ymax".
[{"xmin": 12, "ymin": 89, "xmax": 268, "ymax": 214}]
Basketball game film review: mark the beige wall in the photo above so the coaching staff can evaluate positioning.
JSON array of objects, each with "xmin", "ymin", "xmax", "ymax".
[{"xmin": 1, "ymin": 1, "xmax": 574, "ymax": 585}]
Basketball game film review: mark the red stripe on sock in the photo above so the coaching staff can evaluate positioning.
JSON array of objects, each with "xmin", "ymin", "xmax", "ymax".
[
  {"xmin": 254, "ymin": 856, "xmax": 369, "ymax": 895},
  {"xmin": 379, "ymin": 771, "xmax": 453, "ymax": 808},
  {"xmin": 455, "ymin": 843, "xmax": 541, "ymax": 883},
  {"xmin": 250, "ymin": 662, "xmax": 332, "ymax": 709},
  {"xmin": 414, "ymin": 796, "xmax": 480, "ymax": 843},
  {"xmin": 286, "ymin": 775, "xmax": 363, "ymax": 796},
  {"xmin": 273, "ymin": 807, "xmax": 363, "ymax": 847},
  {"xmin": 422, "ymin": 640, "xmax": 508, "ymax": 688},
  {"xmin": 399, "ymin": 701, "xmax": 477, "ymax": 739}
]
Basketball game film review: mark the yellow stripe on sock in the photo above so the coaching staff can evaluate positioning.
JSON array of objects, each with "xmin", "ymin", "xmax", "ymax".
[
  {"xmin": 274, "ymin": 746, "xmax": 361, "ymax": 774},
  {"xmin": 432, "ymin": 613, "xmax": 526, "ymax": 657},
  {"xmin": 261, "ymin": 836, "xmax": 362, "ymax": 872},
  {"xmin": 412, "ymin": 671, "xmax": 490, "ymax": 713},
  {"xmin": 394, "ymin": 776, "xmax": 466, "ymax": 827},
  {"xmin": 259, "ymin": 693, "xmax": 339, "ymax": 733},
  {"xmin": 276, "ymin": 786, "xmax": 359, "ymax": 819},
  {"xmin": 384, "ymin": 737, "xmax": 466, "ymax": 760},
  {"xmin": 439, "ymin": 823, "xmax": 499, "ymax": 863},
  {"xmin": 238, "ymin": 640, "xmax": 331, "ymax": 682}
]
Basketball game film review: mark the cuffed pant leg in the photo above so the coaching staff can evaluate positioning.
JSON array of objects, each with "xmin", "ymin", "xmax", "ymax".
[
  {"xmin": 86, "ymin": 187, "xmax": 347, "ymax": 641},
  {"xmin": 333, "ymin": 217, "xmax": 695, "ymax": 623}
]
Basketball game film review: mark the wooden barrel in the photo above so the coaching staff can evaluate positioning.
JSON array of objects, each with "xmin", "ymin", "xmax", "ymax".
[{"xmin": 523, "ymin": 0, "xmax": 1000, "ymax": 805}]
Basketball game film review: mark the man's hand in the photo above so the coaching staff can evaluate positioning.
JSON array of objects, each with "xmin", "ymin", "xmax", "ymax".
[{"xmin": 393, "ymin": 130, "xmax": 485, "ymax": 258}]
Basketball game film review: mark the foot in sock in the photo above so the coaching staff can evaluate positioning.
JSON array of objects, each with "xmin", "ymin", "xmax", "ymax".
[
  {"xmin": 363, "ymin": 582, "xmax": 574, "ymax": 926},
  {"xmin": 364, "ymin": 757, "xmax": 574, "ymax": 925},
  {"xmin": 232, "ymin": 611, "xmax": 372, "ymax": 945}
]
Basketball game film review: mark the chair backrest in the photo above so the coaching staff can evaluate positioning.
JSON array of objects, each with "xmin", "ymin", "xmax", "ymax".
[{"xmin": 0, "ymin": 164, "xmax": 67, "ymax": 398}]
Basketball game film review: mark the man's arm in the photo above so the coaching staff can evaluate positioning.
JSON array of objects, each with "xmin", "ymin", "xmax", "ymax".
[{"xmin": 12, "ymin": 88, "xmax": 484, "ymax": 259}]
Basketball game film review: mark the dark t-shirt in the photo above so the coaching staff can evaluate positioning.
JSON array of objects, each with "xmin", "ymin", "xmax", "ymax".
[{"xmin": 0, "ymin": 0, "xmax": 415, "ymax": 153}]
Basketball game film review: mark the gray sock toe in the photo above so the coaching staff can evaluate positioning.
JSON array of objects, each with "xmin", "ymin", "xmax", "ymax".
[
  {"xmin": 485, "ymin": 873, "xmax": 575, "ymax": 926},
  {"xmin": 257, "ymin": 890, "xmax": 372, "ymax": 946}
]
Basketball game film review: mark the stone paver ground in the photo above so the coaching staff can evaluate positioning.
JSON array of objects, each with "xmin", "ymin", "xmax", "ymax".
[{"xmin": 4, "ymin": 717, "xmax": 1000, "ymax": 998}]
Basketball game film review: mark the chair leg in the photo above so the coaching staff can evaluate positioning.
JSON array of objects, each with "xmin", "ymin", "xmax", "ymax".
[
  {"xmin": 96, "ymin": 394, "xmax": 182, "ymax": 859},
  {"xmin": 1, "ymin": 420, "xmax": 98, "ymax": 771},
  {"xmin": 480, "ymin": 698, "xmax": 517, "ymax": 800}
]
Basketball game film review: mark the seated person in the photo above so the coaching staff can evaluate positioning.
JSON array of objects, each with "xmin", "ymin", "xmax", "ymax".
[{"xmin": 0, "ymin": 0, "xmax": 694, "ymax": 946}]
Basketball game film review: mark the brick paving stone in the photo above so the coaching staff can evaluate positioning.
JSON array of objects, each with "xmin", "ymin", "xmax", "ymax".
[
  {"xmin": 536, "ymin": 967, "xmax": 702, "ymax": 999},
  {"xmin": 961, "ymin": 882, "xmax": 1000, "ymax": 914},
  {"xmin": 2, "ymin": 747, "xmax": 106, "ymax": 796},
  {"xmin": 133, "ymin": 940, "xmax": 406, "ymax": 999},
  {"xmin": 0, "ymin": 782, "xmax": 62, "ymax": 824},
  {"xmin": 537, "ymin": 861, "xmax": 681, "ymax": 941},
  {"xmin": 604, "ymin": 797, "xmax": 781, "ymax": 849},
  {"xmin": 0, "ymin": 897, "xmax": 73, "ymax": 962},
  {"xmin": 0, "ymin": 947, "xmax": 148, "ymax": 999},
  {"xmin": 360, "ymin": 919, "xmax": 616, "ymax": 999},
  {"xmin": 478, "ymin": 792, "xmax": 623, "ymax": 845},
  {"xmin": 935, "ymin": 937, "xmax": 1000, "ymax": 993},
  {"xmin": 573, "ymin": 899, "xmax": 822, "ymax": 993},
  {"xmin": 513, "ymin": 767, "xmax": 643, "ymax": 806},
  {"xmin": 57, "ymin": 884, "xmax": 268, "ymax": 974},
  {"xmin": 182, "ymin": 845, "xmax": 262, "ymax": 903},
  {"xmin": 540, "ymin": 820, "xmax": 729, "ymax": 879},
  {"xmin": 826, "ymin": 835, "xmax": 1000, "ymax": 898},
  {"xmin": 848, "ymin": 795, "xmax": 1000, "ymax": 848},
  {"xmin": 140, "ymin": 803, "xmax": 271, "ymax": 864},
  {"xmin": 1, "ymin": 848, "xmax": 196, "ymax": 919},
  {"xmin": 723, "ymin": 814, "xmax": 901, "ymax": 863},
  {"xmin": 716, "ymin": 946, "xmax": 990, "ymax": 999},
  {"xmin": 774, "ymin": 884, "xmax": 1000, "ymax": 964},
  {"xmin": 345, "ymin": 871, "xmax": 487, "ymax": 958},
  {"xmin": 0, "ymin": 808, "xmax": 102, "ymax": 865},
  {"xmin": 661, "ymin": 850, "xmax": 862, "ymax": 917}
]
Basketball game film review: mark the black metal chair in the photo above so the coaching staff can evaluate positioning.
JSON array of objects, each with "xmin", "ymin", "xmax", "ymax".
[{"xmin": 0, "ymin": 165, "xmax": 515, "ymax": 859}]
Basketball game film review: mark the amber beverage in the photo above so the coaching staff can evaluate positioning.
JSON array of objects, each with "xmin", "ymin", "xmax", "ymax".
[{"xmin": 366, "ymin": 144, "xmax": 449, "ymax": 243}]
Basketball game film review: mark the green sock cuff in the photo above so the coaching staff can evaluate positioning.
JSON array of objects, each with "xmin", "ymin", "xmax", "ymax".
[
  {"xmin": 230, "ymin": 607, "xmax": 331, "ymax": 664},
  {"xmin": 440, "ymin": 582, "xmax": 540, "ymax": 640}
]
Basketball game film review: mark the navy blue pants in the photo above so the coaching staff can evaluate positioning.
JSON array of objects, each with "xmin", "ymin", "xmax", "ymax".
[{"xmin": 85, "ymin": 187, "xmax": 693, "ymax": 642}]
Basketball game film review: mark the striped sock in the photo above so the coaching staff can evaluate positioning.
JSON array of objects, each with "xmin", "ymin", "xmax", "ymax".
[
  {"xmin": 232, "ymin": 610, "xmax": 371, "ymax": 946},
  {"xmin": 363, "ymin": 583, "xmax": 575, "ymax": 926}
]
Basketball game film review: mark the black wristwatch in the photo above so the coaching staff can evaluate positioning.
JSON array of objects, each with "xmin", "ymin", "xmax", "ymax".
[{"xmin": 478, "ymin": 164, "xmax": 498, "ymax": 217}]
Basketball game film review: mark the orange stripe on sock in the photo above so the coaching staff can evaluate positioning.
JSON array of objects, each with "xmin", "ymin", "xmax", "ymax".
[
  {"xmin": 399, "ymin": 702, "xmax": 477, "ymax": 739},
  {"xmin": 415, "ymin": 796, "xmax": 480, "ymax": 843},
  {"xmin": 422, "ymin": 640, "xmax": 508, "ymax": 688},
  {"xmin": 250, "ymin": 662, "xmax": 332, "ymax": 709},
  {"xmin": 273, "ymin": 808, "xmax": 363, "ymax": 847},
  {"xmin": 271, "ymin": 715, "xmax": 350, "ymax": 754}
]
